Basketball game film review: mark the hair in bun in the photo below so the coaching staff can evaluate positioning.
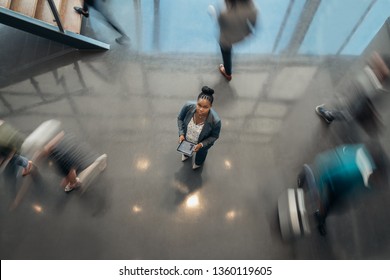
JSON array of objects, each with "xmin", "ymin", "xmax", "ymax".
[
  {"xmin": 202, "ymin": 86, "xmax": 214, "ymax": 95},
  {"xmin": 198, "ymin": 86, "xmax": 215, "ymax": 104}
]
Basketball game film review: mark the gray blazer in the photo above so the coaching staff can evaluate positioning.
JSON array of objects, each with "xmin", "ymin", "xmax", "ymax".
[{"xmin": 177, "ymin": 101, "xmax": 221, "ymax": 149}]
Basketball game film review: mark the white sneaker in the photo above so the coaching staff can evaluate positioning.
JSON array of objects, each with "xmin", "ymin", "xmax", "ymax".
[
  {"xmin": 181, "ymin": 154, "xmax": 189, "ymax": 162},
  {"xmin": 64, "ymin": 177, "xmax": 81, "ymax": 192},
  {"xmin": 192, "ymin": 163, "xmax": 201, "ymax": 170},
  {"xmin": 207, "ymin": 5, "xmax": 217, "ymax": 20}
]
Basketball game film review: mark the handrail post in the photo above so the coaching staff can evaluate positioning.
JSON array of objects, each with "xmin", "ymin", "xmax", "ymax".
[{"xmin": 46, "ymin": 0, "xmax": 64, "ymax": 33}]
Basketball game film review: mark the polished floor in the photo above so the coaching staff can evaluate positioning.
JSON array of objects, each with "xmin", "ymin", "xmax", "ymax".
[{"xmin": 1, "ymin": 1, "xmax": 390, "ymax": 260}]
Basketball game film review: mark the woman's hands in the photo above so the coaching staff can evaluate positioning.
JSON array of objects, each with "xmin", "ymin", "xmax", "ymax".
[
  {"xmin": 193, "ymin": 143, "xmax": 203, "ymax": 152},
  {"xmin": 179, "ymin": 135, "xmax": 203, "ymax": 152}
]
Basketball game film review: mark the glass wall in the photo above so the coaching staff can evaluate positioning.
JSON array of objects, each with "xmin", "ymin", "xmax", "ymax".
[{"xmin": 134, "ymin": 0, "xmax": 389, "ymax": 55}]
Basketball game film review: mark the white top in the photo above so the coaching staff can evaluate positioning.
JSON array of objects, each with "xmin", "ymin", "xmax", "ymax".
[
  {"xmin": 186, "ymin": 117, "xmax": 204, "ymax": 144},
  {"xmin": 355, "ymin": 147, "xmax": 374, "ymax": 188}
]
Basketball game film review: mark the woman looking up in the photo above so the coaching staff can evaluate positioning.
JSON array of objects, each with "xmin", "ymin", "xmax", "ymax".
[{"xmin": 177, "ymin": 86, "xmax": 221, "ymax": 170}]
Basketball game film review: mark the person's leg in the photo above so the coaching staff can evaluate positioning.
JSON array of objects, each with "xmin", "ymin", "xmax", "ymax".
[
  {"xmin": 74, "ymin": 0, "xmax": 90, "ymax": 17},
  {"xmin": 64, "ymin": 168, "xmax": 81, "ymax": 192},
  {"xmin": 93, "ymin": 0, "xmax": 130, "ymax": 44},
  {"xmin": 84, "ymin": 0, "xmax": 95, "ymax": 10},
  {"xmin": 221, "ymin": 46, "xmax": 232, "ymax": 75},
  {"xmin": 105, "ymin": 19, "xmax": 126, "ymax": 38},
  {"xmin": 193, "ymin": 149, "xmax": 208, "ymax": 169},
  {"xmin": 329, "ymin": 109, "xmax": 346, "ymax": 120},
  {"xmin": 13, "ymin": 154, "xmax": 28, "ymax": 168},
  {"xmin": 83, "ymin": 1, "xmax": 89, "ymax": 11},
  {"xmin": 315, "ymin": 103, "xmax": 347, "ymax": 124},
  {"xmin": 67, "ymin": 169, "xmax": 78, "ymax": 184},
  {"xmin": 353, "ymin": 96, "xmax": 383, "ymax": 137},
  {"xmin": 13, "ymin": 154, "xmax": 33, "ymax": 176},
  {"xmin": 106, "ymin": 19, "xmax": 130, "ymax": 44},
  {"xmin": 49, "ymin": 135, "xmax": 83, "ymax": 192},
  {"xmin": 115, "ymin": 34, "xmax": 130, "ymax": 45},
  {"xmin": 220, "ymin": 45, "xmax": 232, "ymax": 75},
  {"xmin": 315, "ymin": 181, "xmax": 333, "ymax": 236}
]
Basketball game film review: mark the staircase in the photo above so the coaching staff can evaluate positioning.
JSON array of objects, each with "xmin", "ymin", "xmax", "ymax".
[{"xmin": 0, "ymin": 0, "xmax": 109, "ymax": 50}]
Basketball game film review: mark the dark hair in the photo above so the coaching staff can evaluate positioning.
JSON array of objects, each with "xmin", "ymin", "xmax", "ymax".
[
  {"xmin": 197, "ymin": 86, "xmax": 215, "ymax": 105},
  {"xmin": 226, "ymin": 0, "xmax": 251, "ymax": 8}
]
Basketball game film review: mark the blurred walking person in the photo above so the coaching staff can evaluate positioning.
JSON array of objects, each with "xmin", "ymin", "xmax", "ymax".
[
  {"xmin": 213, "ymin": 0, "xmax": 258, "ymax": 81},
  {"xmin": 298, "ymin": 142, "xmax": 389, "ymax": 235},
  {"xmin": 37, "ymin": 130, "xmax": 107, "ymax": 193},
  {"xmin": 0, "ymin": 120, "xmax": 33, "ymax": 176},
  {"xmin": 315, "ymin": 52, "xmax": 389, "ymax": 138},
  {"xmin": 74, "ymin": 0, "xmax": 130, "ymax": 44}
]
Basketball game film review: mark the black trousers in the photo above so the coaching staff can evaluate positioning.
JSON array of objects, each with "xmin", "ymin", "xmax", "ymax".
[
  {"xmin": 83, "ymin": 0, "xmax": 95, "ymax": 10},
  {"xmin": 220, "ymin": 45, "xmax": 232, "ymax": 75},
  {"xmin": 83, "ymin": 0, "xmax": 127, "ymax": 37}
]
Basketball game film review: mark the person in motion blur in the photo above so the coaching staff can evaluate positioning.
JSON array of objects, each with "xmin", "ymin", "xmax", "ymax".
[
  {"xmin": 213, "ymin": 0, "xmax": 258, "ymax": 81},
  {"xmin": 74, "ymin": 0, "xmax": 130, "ymax": 44},
  {"xmin": 36, "ymin": 129, "xmax": 107, "ymax": 193},
  {"xmin": 298, "ymin": 141, "xmax": 389, "ymax": 235},
  {"xmin": 0, "ymin": 119, "xmax": 33, "ymax": 176},
  {"xmin": 315, "ymin": 51, "xmax": 390, "ymax": 138}
]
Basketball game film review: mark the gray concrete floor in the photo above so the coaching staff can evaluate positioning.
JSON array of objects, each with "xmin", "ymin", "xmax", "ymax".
[{"xmin": 1, "ymin": 2, "xmax": 390, "ymax": 260}]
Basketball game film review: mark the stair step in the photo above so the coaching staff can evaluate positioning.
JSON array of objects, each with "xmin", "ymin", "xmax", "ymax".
[
  {"xmin": 0, "ymin": 5, "xmax": 109, "ymax": 50},
  {"xmin": 60, "ymin": 0, "xmax": 83, "ymax": 34},
  {"xmin": 10, "ymin": 0, "xmax": 39, "ymax": 17},
  {"xmin": 34, "ymin": 0, "xmax": 62, "ymax": 26},
  {"xmin": 0, "ymin": 0, "xmax": 12, "ymax": 9}
]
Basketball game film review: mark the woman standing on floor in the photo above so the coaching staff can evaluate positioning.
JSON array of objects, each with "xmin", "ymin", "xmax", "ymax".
[
  {"xmin": 177, "ymin": 86, "xmax": 221, "ymax": 170},
  {"xmin": 217, "ymin": 0, "xmax": 258, "ymax": 81}
]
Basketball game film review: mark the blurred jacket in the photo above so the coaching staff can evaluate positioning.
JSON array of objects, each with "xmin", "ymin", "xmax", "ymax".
[
  {"xmin": 0, "ymin": 121, "xmax": 25, "ymax": 153},
  {"xmin": 218, "ymin": 0, "xmax": 258, "ymax": 48}
]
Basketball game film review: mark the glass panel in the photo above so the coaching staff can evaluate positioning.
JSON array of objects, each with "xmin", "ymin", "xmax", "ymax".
[
  {"xmin": 299, "ymin": 0, "xmax": 377, "ymax": 55},
  {"xmin": 135, "ymin": 0, "xmax": 389, "ymax": 55},
  {"xmin": 341, "ymin": 0, "xmax": 390, "ymax": 55}
]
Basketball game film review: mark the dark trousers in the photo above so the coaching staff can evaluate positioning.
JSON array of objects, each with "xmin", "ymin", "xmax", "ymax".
[
  {"xmin": 83, "ymin": 0, "xmax": 127, "ymax": 37},
  {"xmin": 194, "ymin": 148, "xmax": 209, "ymax": 165},
  {"xmin": 83, "ymin": 0, "xmax": 95, "ymax": 10},
  {"xmin": 331, "ymin": 94, "xmax": 382, "ymax": 138},
  {"xmin": 220, "ymin": 45, "xmax": 232, "ymax": 75}
]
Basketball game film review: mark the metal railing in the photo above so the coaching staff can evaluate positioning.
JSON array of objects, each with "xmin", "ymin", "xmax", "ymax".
[{"xmin": 47, "ymin": 0, "xmax": 64, "ymax": 33}]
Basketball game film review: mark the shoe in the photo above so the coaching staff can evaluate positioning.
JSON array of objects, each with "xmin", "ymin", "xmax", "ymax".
[
  {"xmin": 74, "ymin": 6, "xmax": 89, "ymax": 18},
  {"xmin": 315, "ymin": 104, "xmax": 334, "ymax": 124},
  {"xmin": 115, "ymin": 35, "xmax": 130, "ymax": 45},
  {"xmin": 95, "ymin": 154, "xmax": 108, "ymax": 171},
  {"xmin": 22, "ymin": 161, "xmax": 33, "ymax": 176},
  {"xmin": 181, "ymin": 154, "xmax": 189, "ymax": 162},
  {"xmin": 192, "ymin": 163, "xmax": 201, "ymax": 170},
  {"xmin": 64, "ymin": 177, "xmax": 81, "ymax": 193},
  {"xmin": 207, "ymin": 5, "xmax": 217, "ymax": 20},
  {"xmin": 219, "ymin": 64, "xmax": 232, "ymax": 81}
]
